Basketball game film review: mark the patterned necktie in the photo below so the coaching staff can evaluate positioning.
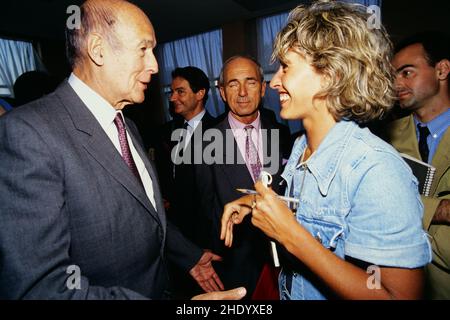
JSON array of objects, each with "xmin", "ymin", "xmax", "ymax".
[
  {"xmin": 244, "ymin": 125, "xmax": 262, "ymax": 181},
  {"xmin": 417, "ymin": 124, "xmax": 430, "ymax": 163},
  {"xmin": 113, "ymin": 112, "xmax": 143, "ymax": 184}
]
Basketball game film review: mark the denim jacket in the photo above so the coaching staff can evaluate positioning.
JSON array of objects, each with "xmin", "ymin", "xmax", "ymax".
[{"xmin": 279, "ymin": 120, "xmax": 432, "ymax": 300}]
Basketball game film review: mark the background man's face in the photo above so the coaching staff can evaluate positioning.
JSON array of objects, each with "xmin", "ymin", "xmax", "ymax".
[
  {"xmin": 392, "ymin": 43, "xmax": 440, "ymax": 111},
  {"xmin": 220, "ymin": 57, "xmax": 266, "ymax": 123},
  {"xmin": 170, "ymin": 77, "xmax": 203, "ymax": 120}
]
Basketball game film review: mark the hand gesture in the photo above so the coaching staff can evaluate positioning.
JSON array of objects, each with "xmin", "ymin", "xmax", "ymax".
[
  {"xmin": 189, "ymin": 251, "xmax": 224, "ymax": 292},
  {"xmin": 220, "ymin": 194, "xmax": 254, "ymax": 247}
]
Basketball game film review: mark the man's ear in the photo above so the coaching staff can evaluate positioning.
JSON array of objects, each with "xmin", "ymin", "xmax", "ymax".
[
  {"xmin": 219, "ymin": 86, "xmax": 227, "ymax": 102},
  {"xmin": 196, "ymin": 88, "xmax": 206, "ymax": 102},
  {"xmin": 86, "ymin": 33, "xmax": 105, "ymax": 66},
  {"xmin": 436, "ymin": 59, "xmax": 450, "ymax": 80}
]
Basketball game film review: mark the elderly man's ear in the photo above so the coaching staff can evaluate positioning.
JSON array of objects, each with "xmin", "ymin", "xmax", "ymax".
[{"xmin": 87, "ymin": 33, "xmax": 105, "ymax": 66}]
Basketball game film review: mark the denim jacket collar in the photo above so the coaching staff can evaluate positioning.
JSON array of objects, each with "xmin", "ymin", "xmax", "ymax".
[{"xmin": 282, "ymin": 120, "xmax": 356, "ymax": 196}]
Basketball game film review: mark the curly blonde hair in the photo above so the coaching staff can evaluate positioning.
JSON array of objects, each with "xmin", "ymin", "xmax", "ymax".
[{"xmin": 272, "ymin": 0, "xmax": 396, "ymax": 123}]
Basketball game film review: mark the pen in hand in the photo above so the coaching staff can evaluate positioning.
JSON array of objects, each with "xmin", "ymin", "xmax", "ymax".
[{"xmin": 236, "ymin": 188, "xmax": 299, "ymax": 205}]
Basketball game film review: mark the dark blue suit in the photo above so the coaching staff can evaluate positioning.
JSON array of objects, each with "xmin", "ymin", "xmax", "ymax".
[{"xmin": 195, "ymin": 116, "xmax": 288, "ymax": 297}]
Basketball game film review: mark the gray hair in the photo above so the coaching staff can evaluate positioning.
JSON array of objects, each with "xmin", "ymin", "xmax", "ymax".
[
  {"xmin": 66, "ymin": 0, "xmax": 123, "ymax": 69},
  {"xmin": 219, "ymin": 55, "xmax": 264, "ymax": 86}
]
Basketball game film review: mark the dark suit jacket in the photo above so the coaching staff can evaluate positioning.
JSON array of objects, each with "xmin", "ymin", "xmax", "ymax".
[
  {"xmin": 157, "ymin": 112, "xmax": 217, "ymax": 247},
  {"xmin": 0, "ymin": 81, "xmax": 202, "ymax": 299},
  {"xmin": 195, "ymin": 115, "xmax": 288, "ymax": 296}
]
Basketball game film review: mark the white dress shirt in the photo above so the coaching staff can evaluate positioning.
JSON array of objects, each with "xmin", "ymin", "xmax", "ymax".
[
  {"xmin": 184, "ymin": 109, "xmax": 206, "ymax": 146},
  {"xmin": 68, "ymin": 73, "xmax": 157, "ymax": 209}
]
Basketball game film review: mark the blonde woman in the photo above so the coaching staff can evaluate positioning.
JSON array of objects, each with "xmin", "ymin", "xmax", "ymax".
[{"xmin": 220, "ymin": 0, "xmax": 431, "ymax": 300}]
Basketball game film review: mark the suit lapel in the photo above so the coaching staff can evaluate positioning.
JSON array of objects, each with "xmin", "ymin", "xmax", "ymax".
[
  {"xmin": 390, "ymin": 115, "xmax": 421, "ymax": 159},
  {"xmin": 127, "ymin": 126, "xmax": 166, "ymax": 230},
  {"xmin": 389, "ymin": 115, "xmax": 449, "ymax": 196},
  {"xmin": 201, "ymin": 111, "xmax": 216, "ymax": 129},
  {"xmin": 55, "ymin": 82, "xmax": 161, "ymax": 224},
  {"xmin": 215, "ymin": 116, "xmax": 283, "ymax": 187},
  {"xmin": 216, "ymin": 118, "xmax": 254, "ymax": 188},
  {"xmin": 180, "ymin": 111, "xmax": 216, "ymax": 166},
  {"xmin": 405, "ymin": 115, "xmax": 421, "ymax": 160},
  {"xmin": 431, "ymin": 127, "xmax": 450, "ymax": 195}
]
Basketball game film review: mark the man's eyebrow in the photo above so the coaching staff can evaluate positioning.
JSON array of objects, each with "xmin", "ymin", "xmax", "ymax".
[
  {"xmin": 137, "ymin": 39, "xmax": 156, "ymax": 47},
  {"xmin": 396, "ymin": 64, "xmax": 414, "ymax": 73}
]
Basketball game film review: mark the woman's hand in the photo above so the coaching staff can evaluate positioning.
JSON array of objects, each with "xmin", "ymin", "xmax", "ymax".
[
  {"xmin": 220, "ymin": 181, "xmax": 298, "ymax": 247},
  {"xmin": 250, "ymin": 180, "xmax": 297, "ymax": 244},
  {"xmin": 220, "ymin": 194, "xmax": 254, "ymax": 247}
]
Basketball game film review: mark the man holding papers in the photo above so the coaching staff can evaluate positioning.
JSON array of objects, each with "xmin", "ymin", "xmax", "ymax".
[{"xmin": 386, "ymin": 31, "xmax": 450, "ymax": 299}]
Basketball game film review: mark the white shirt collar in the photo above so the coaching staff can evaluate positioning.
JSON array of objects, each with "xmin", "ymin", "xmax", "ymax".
[
  {"xmin": 68, "ymin": 73, "xmax": 118, "ymax": 131},
  {"xmin": 185, "ymin": 109, "xmax": 206, "ymax": 131}
]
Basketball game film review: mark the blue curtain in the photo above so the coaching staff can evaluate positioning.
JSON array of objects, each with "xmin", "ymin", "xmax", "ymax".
[
  {"xmin": 340, "ymin": 0, "xmax": 381, "ymax": 6},
  {"xmin": 156, "ymin": 29, "xmax": 224, "ymax": 120},
  {"xmin": 0, "ymin": 38, "xmax": 41, "ymax": 98}
]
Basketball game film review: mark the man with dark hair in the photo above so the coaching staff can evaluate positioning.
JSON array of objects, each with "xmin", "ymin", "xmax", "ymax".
[
  {"xmin": 155, "ymin": 66, "xmax": 217, "ymax": 298},
  {"xmin": 386, "ymin": 31, "xmax": 450, "ymax": 299},
  {"xmin": 0, "ymin": 0, "xmax": 244, "ymax": 300},
  {"xmin": 166, "ymin": 66, "xmax": 216, "ymax": 243},
  {"xmin": 172, "ymin": 66, "xmax": 211, "ymax": 109}
]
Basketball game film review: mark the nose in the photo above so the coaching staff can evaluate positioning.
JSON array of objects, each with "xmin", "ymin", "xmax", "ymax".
[
  {"xmin": 239, "ymin": 83, "xmax": 248, "ymax": 97},
  {"xmin": 270, "ymin": 66, "xmax": 282, "ymax": 90},
  {"xmin": 169, "ymin": 91, "xmax": 176, "ymax": 101},
  {"xmin": 394, "ymin": 74, "xmax": 405, "ymax": 90},
  {"xmin": 146, "ymin": 50, "xmax": 159, "ymax": 74}
]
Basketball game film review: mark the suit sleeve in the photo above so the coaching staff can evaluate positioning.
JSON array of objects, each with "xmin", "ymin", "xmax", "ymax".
[
  {"xmin": 0, "ymin": 114, "xmax": 147, "ymax": 299},
  {"xmin": 193, "ymin": 159, "xmax": 223, "ymax": 252},
  {"xmin": 165, "ymin": 221, "xmax": 203, "ymax": 272},
  {"xmin": 422, "ymin": 195, "xmax": 450, "ymax": 271}
]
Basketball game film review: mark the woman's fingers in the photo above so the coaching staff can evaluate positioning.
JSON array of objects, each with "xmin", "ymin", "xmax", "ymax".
[
  {"xmin": 225, "ymin": 217, "xmax": 234, "ymax": 247},
  {"xmin": 220, "ymin": 203, "xmax": 240, "ymax": 239}
]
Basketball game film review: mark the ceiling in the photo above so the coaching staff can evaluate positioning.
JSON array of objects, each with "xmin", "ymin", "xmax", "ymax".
[
  {"xmin": 1, "ymin": 0, "xmax": 449, "ymax": 45},
  {"xmin": 0, "ymin": 0, "xmax": 302, "ymax": 43}
]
